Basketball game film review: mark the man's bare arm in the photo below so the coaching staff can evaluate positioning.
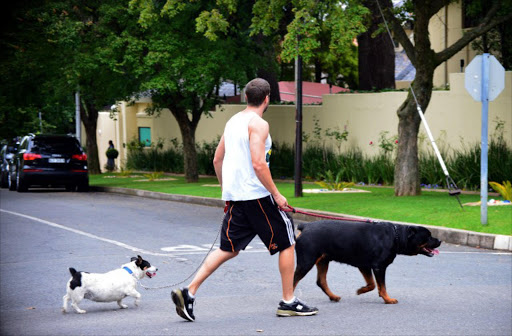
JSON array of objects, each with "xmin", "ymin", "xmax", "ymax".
[
  {"xmin": 249, "ymin": 118, "xmax": 288, "ymax": 208},
  {"xmin": 213, "ymin": 135, "xmax": 225, "ymax": 188}
]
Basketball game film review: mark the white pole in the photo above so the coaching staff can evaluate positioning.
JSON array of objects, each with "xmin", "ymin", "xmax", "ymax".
[
  {"xmin": 75, "ymin": 87, "xmax": 81, "ymax": 142},
  {"xmin": 480, "ymin": 54, "xmax": 490, "ymax": 225},
  {"xmin": 410, "ymin": 86, "xmax": 449, "ymax": 177},
  {"xmin": 38, "ymin": 111, "xmax": 43, "ymax": 133}
]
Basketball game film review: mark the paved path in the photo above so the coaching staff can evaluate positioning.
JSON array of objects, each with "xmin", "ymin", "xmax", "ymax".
[{"xmin": 0, "ymin": 189, "xmax": 511, "ymax": 335}]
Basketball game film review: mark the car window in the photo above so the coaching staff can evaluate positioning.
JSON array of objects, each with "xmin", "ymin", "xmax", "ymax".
[{"xmin": 31, "ymin": 138, "xmax": 82, "ymax": 155}]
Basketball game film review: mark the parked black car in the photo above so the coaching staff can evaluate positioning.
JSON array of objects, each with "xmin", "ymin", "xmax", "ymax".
[
  {"xmin": 9, "ymin": 134, "xmax": 89, "ymax": 192},
  {"xmin": 1, "ymin": 140, "xmax": 19, "ymax": 188}
]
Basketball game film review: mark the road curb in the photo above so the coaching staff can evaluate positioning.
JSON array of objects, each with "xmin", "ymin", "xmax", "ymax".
[{"xmin": 91, "ymin": 186, "xmax": 512, "ymax": 252}]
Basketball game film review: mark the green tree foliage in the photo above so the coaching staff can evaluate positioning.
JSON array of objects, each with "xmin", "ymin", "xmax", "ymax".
[
  {"xmin": 1, "ymin": 1, "xmax": 143, "ymax": 174},
  {"xmin": 0, "ymin": 2, "xmax": 76, "ymax": 140},
  {"xmin": 160, "ymin": 0, "xmax": 368, "ymax": 87},
  {"xmin": 464, "ymin": 0, "xmax": 512, "ymax": 69},
  {"xmin": 129, "ymin": 0, "xmax": 259, "ymax": 182}
]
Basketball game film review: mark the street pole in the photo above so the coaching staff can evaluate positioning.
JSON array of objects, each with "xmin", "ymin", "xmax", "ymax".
[
  {"xmin": 294, "ymin": 55, "xmax": 303, "ymax": 198},
  {"xmin": 480, "ymin": 53, "xmax": 489, "ymax": 225},
  {"xmin": 75, "ymin": 86, "xmax": 81, "ymax": 143},
  {"xmin": 464, "ymin": 53, "xmax": 505, "ymax": 225},
  {"xmin": 38, "ymin": 111, "xmax": 43, "ymax": 133}
]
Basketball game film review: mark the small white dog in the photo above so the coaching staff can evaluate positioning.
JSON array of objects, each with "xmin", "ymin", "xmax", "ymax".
[{"xmin": 62, "ymin": 255, "xmax": 158, "ymax": 314}]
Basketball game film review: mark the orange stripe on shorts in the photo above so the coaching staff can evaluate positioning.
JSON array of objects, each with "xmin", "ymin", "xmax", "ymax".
[
  {"xmin": 257, "ymin": 199, "xmax": 274, "ymax": 251},
  {"xmin": 226, "ymin": 203, "xmax": 235, "ymax": 252}
]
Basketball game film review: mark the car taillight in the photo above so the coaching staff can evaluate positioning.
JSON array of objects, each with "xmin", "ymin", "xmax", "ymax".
[
  {"xmin": 23, "ymin": 153, "xmax": 42, "ymax": 161},
  {"xmin": 72, "ymin": 154, "xmax": 87, "ymax": 161}
]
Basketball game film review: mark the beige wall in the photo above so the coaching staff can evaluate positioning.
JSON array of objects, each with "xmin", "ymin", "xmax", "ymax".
[
  {"xmin": 429, "ymin": 2, "xmax": 479, "ymax": 87},
  {"xmin": 97, "ymin": 72, "xmax": 512, "ymax": 172}
]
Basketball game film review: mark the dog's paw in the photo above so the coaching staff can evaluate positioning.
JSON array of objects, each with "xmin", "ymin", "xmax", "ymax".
[
  {"xmin": 357, "ymin": 285, "xmax": 375, "ymax": 295},
  {"xmin": 119, "ymin": 304, "xmax": 128, "ymax": 309},
  {"xmin": 384, "ymin": 298, "xmax": 398, "ymax": 304},
  {"xmin": 76, "ymin": 309, "xmax": 86, "ymax": 314},
  {"xmin": 329, "ymin": 295, "xmax": 341, "ymax": 302},
  {"xmin": 61, "ymin": 308, "xmax": 67, "ymax": 314}
]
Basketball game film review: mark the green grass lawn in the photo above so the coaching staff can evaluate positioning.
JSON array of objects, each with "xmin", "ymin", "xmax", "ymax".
[{"xmin": 90, "ymin": 173, "xmax": 512, "ymax": 236}]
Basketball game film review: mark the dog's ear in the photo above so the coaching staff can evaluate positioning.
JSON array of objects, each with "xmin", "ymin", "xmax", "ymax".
[
  {"xmin": 407, "ymin": 226, "xmax": 418, "ymax": 239},
  {"xmin": 136, "ymin": 255, "xmax": 143, "ymax": 265},
  {"xmin": 130, "ymin": 257, "xmax": 138, "ymax": 262}
]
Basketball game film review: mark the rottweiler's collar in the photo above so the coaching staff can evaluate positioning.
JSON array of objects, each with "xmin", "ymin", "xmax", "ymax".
[{"xmin": 392, "ymin": 225, "xmax": 407, "ymax": 254}]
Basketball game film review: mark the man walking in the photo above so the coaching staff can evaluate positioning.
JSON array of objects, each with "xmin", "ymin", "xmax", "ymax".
[{"xmin": 171, "ymin": 78, "xmax": 318, "ymax": 321}]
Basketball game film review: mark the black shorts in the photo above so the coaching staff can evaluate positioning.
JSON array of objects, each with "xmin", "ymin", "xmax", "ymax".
[{"xmin": 220, "ymin": 195, "xmax": 295, "ymax": 255}]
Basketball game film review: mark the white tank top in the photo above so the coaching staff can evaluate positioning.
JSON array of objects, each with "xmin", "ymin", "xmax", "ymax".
[{"xmin": 221, "ymin": 111, "xmax": 272, "ymax": 201}]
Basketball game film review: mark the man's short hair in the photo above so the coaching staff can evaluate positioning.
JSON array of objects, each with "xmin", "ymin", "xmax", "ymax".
[{"xmin": 245, "ymin": 78, "xmax": 270, "ymax": 107}]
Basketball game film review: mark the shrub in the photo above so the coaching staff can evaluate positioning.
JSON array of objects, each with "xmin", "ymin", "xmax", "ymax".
[
  {"xmin": 143, "ymin": 172, "xmax": 164, "ymax": 181},
  {"xmin": 489, "ymin": 181, "xmax": 512, "ymax": 201},
  {"xmin": 196, "ymin": 138, "xmax": 219, "ymax": 176},
  {"xmin": 124, "ymin": 126, "xmax": 511, "ymax": 191},
  {"xmin": 315, "ymin": 170, "xmax": 355, "ymax": 190},
  {"xmin": 106, "ymin": 148, "xmax": 119, "ymax": 159},
  {"xmin": 270, "ymin": 142, "xmax": 295, "ymax": 179}
]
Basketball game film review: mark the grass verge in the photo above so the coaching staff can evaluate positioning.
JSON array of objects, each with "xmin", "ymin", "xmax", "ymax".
[{"xmin": 90, "ymin": 173, "xmax": 512, "ymax": 236}]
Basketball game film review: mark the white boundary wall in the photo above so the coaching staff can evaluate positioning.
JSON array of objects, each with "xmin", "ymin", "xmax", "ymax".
[{"xmin": 96, "ymin": 72, "xmax": 511, "ymax": 171}]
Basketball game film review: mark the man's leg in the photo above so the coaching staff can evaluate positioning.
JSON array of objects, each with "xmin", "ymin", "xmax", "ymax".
[
  {"xmin": 172, "ymin": 248, "xmax": 238, "ymax": 321},
  {"xmin": 278, "ymin": 245, "xmax": 295, "ymax": 302},
  {"xmin": 188, "ymin": 248, "xmax": 239, "ymax": 295},
  {"xmin": 277, "ymin": 244, "xmax": 318, "ymax": 316}
]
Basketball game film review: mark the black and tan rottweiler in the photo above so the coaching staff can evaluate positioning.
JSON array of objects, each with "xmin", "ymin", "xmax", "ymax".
[{"xmin": 293, "ymin": 220, "xmax": 441, "ymax": 304}]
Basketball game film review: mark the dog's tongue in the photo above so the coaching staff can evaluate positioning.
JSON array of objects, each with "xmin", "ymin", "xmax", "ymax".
[
  {"xmin": 146, "ymin": 272, "xmax": 157, "ymax": 278},
  {"xmin": 432, "ymin": 249, "xmax": 440, "ymax": 255},
  {"xmin": 425, "ymin": 247, "xmax": 440, "ymax": 255}
]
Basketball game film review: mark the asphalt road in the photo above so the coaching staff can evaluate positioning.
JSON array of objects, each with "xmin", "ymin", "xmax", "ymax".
[{"xmin": 0, "ymin": 189, "xmax": 511, "ymax": 336}]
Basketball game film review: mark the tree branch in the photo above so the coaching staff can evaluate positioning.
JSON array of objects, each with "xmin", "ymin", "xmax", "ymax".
[
  {"xmin": 385, "ymin": 5, "xmax": 416, "ymax": 66},
  {"xmin": 435, "ymin": 2, "xmax": 512, "ymax": 65},
  {"xmin": 428, "ymin": 0, "xmax": 450, "ymax": 18}
]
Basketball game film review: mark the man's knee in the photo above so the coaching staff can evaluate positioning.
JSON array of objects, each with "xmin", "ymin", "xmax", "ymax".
[{"xmin": 218, "ymin": 248, "xmax": 239, "ymax": 259}]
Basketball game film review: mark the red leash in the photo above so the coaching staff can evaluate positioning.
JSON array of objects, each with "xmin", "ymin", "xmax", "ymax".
[{"xmin": 282, "ymin": 205, "xmax": 375, "ymax": 223}]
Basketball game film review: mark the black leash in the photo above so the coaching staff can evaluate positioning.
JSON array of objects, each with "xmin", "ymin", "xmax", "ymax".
[{"xmin": 138, "ymin": 212, "xmax": 224, "ymax": 290}]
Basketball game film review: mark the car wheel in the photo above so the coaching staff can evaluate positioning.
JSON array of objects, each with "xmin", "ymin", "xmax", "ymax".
[
  {"xmin": 77, "ymin": 181, "xmax": 89, "ymax": 192},
  {"xmin": 8, "ymin": 171, "xmax": 16, "ymax": 191},
  {"xmin": 0, "ymin": 172, "xmax": 8, "ymax": 188},
  {"xmin": 65, "ymin": 184, "xmax": 76, "ymax": 192},
  {"xmin": 16, "ymin": 171, "xmax": 27, "ymax": 192}
]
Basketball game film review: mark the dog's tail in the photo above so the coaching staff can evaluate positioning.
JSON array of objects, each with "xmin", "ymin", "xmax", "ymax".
[{"xmin": 69, "ymin": 268, "xmax": 77, "ymax": 276}]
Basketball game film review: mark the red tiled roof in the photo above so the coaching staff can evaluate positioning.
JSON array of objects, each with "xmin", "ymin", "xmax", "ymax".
[{"xmin": 279, "ymin": 81, "xmax": 349, "ymax": 104}]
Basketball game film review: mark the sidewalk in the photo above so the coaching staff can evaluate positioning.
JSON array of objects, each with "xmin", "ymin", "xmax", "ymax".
[{"xmin": 91, "ymin": 186, "xmax": 512, "ymax": 252}]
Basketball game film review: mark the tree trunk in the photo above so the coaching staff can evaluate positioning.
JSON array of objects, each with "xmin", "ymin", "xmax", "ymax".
[
  {"xmin": 254, "ymin": 32, "xmax": 281, "ymax": 103},
  {"xmin": 257, "ymin": 67, "xmax": 281, "ymax": 103},
  {"xmin": 394, "ymin": 96, "xmax": 421, "ymax": 195},
  {"xmin": 358, "ymin": 0, "xmax": 395, "ymax": 90},
  {"xmin": 171, "ymin": 108, "xmax": 199, "ymax": 183},
  {"xmin": 394, "ymin": 71, "xmax": 434, "ymax": 196},
  {"xmin": 314, "ymin": 58, "xmax": 322, "ymax": 83},
  {"xmin": 80, "ymin": 101, "xmax": 101, "ymax": 175},
  {"xmin": 386, "ymin": 0, "xmax": 511, "ymax": 196}
]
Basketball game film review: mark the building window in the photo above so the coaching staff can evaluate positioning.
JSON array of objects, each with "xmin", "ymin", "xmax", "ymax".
[{"xmin": 138, "ymin": 127, "xmax": 151, "ymax": 147}]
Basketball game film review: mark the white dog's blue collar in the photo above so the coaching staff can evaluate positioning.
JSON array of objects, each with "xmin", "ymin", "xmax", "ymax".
[{"xmin": 123, "ymin": 266, "xmax": 133, "ymax": 274}]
